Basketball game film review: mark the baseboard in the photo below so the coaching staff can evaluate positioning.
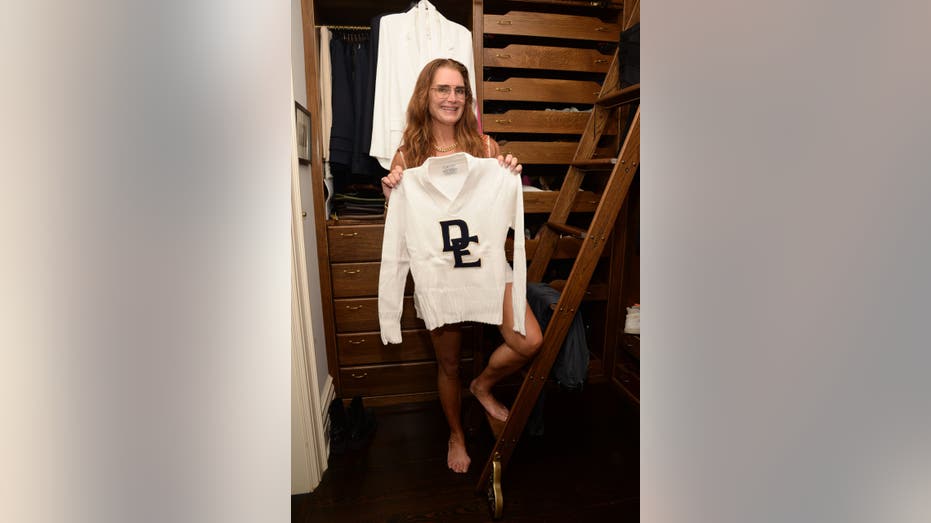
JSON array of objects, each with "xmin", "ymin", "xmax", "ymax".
[{"xmin": 319, "ymin": 374, "xmax": 335, "ymax": 457}]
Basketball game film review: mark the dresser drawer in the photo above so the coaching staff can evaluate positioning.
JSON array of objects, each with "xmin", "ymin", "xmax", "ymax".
[
  {"xmin": 483, "ymin": 79, "xmax": 602, "ymax": 104},
  {"xmin": 496, "ymin": 141, "xmax": 616, "ymax": 165},
  {"xmin": 331, "ymin": 262, "xmax": 380, "ymax": 298},
  {"xmin": 612, "ymin": 352, "xmax": 640, "ymax": 402},
  {"xmin": 338, "ymin": 329, "xmax": 433, "ymax": 366},
  {"xmin": 331, "ymin": 262, "xmax": 414, "ymax": 298},
  {"xmin": 484, "ymin": 109, "xmax": 590, "ymax": 134},
  {"xmin": 485, "ymin": 12, "xmax": 620, "ymax": 42},
  {"xmin": 484, "ymin": 44, "xmax": 611, "ymax": 73},
  {"xmin": 522, "ymin": 190, "xmax": 601, "ymax": 214},
  {"xmin": 507, "ymin": 236, "xmax": 608, "ymax": 261},
  {"xmin": 334, "ymin": 296, "xmax": 425, "ymax": 333},
  {"xmin": 327, "ymin": 224, "xmax": 384, "ymax": 262},
  {"xmin": 340, "ymin": 359, "xmax": 474, "ymax": 397},
  {"xmin": 337, "ymin": 327, "xmax": 475, "ymax": 366}
]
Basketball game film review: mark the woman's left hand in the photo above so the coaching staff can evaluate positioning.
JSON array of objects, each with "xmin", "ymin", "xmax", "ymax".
[{"xmin": 497, "ymin": 154, "xmax": 522, "ymax": 175}]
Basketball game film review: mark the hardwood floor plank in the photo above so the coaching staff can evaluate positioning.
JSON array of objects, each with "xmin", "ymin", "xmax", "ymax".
[{"xmin": 292, "ymin": 382, "xmax": 638, "ymax": 522}]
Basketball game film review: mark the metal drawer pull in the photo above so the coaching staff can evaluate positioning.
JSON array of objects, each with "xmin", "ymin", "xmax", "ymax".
[
  {"xmin": 594, "ymin": 59, "xmax": 608, "ymax": 64},
  {"xmin": 345, "ymin": 305, "xmax": 363, "ymax": 310},
  {"xmin": 348, "ymin": 338, "xmax": 366, "ymax": 345},
  {"xmin": 338, "ymin": 232, "xmax": 358, "ymax": 238},
  {"xmin": 497, "ymin": 20, "xmax": 512, "ymax": 25},
  {"xmin": 495, "ymin": 87, "xmax": 512, "ymax": 92},
  {"xmin": 350, "ymin": 372, "xmax": 367, "ymax": 379},
  {"xmin": 595, "ymin": 26, "xmax": 608, "ymax": 32},
  {"xmin": 494, "ymin": 119, "xmax": 511, "ymax": 124},
  {"xmin": 495, "ymin": 53, "xmax": 511, "ymax": 58},
  {"xmin": 342, "ymin": 269, "xmax": 362, "ymax": 275}
]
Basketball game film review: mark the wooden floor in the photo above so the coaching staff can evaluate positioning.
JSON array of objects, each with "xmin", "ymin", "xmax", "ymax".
[{"xmin": 292, "ymin": 381, "xmax": 639, "ymax": 522}]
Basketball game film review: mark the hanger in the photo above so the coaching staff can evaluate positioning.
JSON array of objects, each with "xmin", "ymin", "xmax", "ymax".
[{"xmin": 407, "ymin": 0, "xmax": 431, "ymax": 13}]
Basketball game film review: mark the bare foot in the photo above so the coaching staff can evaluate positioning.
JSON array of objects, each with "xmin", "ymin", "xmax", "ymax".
[
  {"xmin": 470, "ymin": 379, "xmax": 509, "ymax": 422},
  {"xmin": 447, "ymin": 435, "xmax": 470, "ymax": 473}
]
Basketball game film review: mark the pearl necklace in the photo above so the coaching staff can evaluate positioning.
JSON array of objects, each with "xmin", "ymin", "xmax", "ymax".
[{"xmin": 433, "ymin": 142, "xmax": 457, "ymax": 153}]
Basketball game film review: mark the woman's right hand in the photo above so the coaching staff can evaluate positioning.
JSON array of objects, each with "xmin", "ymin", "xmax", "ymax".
[{"xmin": 381, "ymin": 165, "xmax": 404, "ymax": 200}]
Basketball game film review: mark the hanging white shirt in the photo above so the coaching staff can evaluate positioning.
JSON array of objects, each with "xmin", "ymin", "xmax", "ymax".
[
  {"xmin": 378, "ymin": 153, "xmax": 526, "ymax": 344},
  {"xmin": 370, "ymin": 0, "xmax": 476, "ymax": 169}
]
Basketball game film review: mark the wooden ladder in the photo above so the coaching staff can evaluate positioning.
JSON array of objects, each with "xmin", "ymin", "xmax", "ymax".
[{"xmin": 476, "ymin": 47, "xmax": 641, "ymax": 518}]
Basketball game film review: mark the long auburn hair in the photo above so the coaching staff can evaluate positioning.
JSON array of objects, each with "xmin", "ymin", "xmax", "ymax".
[{"xmin": 400, "ymin": 58, "xmax": 485, "ymax": 168}]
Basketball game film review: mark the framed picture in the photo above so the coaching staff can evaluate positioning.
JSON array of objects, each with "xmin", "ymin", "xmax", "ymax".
[{"xmin": 295, "ymin": 102, "xmax": 311, "ymax": 164}]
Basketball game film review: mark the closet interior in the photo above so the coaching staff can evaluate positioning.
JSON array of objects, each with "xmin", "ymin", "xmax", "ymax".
[{"xmin": 300, "ymin": 0, "xmax": 639, "ymax": 407}]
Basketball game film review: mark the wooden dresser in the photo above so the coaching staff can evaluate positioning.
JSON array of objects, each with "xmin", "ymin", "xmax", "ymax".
[{"xmin": 326, "ymin": 221, "xmax": 475, "ymax": 405}]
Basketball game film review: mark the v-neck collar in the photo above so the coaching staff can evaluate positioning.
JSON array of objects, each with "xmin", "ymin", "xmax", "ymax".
[{"xmin": 414, "ymin": 152, "xmax": 483, "ymax": 214}]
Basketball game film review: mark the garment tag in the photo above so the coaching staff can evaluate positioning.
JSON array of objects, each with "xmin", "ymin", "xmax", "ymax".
[{"xmin": 429, "ymin": 154, "xmax": 468, "ymax": 177}]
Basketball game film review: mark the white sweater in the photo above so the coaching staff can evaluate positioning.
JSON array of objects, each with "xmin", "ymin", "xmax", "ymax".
[{"xmin": 378, "ymin": 153, "xmax": 526, "ymax": 344}]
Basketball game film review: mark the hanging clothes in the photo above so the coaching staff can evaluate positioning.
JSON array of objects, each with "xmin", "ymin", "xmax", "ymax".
[
  {"xmin": 356, "ymin": 14, "xmax": 385, "ymax": 175},
  {"xmin": 317, "ymin": 27, "xmax": 335, "ymax": 217},
  {"xmin": 328, "ymin": 35, "xmax": 354, "ymax": 179},
  {"xmin": 318, "ymin": 27, "xmax": 333, "ymax": 163},
  {"xmin": 328, "ymin": 29, "xmax": 387, "ymax": 194},
  {"xmin": 369, "ymin": 0, "xmax": 476, "ymax": 170}
]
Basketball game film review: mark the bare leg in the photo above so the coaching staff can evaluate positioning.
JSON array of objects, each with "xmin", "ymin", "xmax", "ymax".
[
  {"xmin": 431, "ymin": 324, "xmax": 471, "ymax": 473},
  {"xmin": 470, "ymin": 283, "xmax": 544, "ymax": 422}
]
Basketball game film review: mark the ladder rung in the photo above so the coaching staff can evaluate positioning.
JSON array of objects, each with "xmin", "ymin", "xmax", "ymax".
[
  {"xmin": 596, "ymin": 83, "xmax": 640, "ymax": 107},
  {"xmin": 545, "ymin": 221, "xmax": 587, "ymax": 239},
  {"xmin": 570, "ymin": 158, "xmax": 617, "ymax": 170}
]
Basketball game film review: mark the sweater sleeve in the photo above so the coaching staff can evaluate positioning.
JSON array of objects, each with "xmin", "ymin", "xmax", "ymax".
[
  {"xmin": 378, "ymin": 184, "xmax": 410, "ymax": 344},
  {"xmin": 510, "ymin": 175, "xmax": 527, "ymax": 336}
]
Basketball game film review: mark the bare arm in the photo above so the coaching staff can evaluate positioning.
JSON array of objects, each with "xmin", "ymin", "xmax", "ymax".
[{"xmin": 381, "ymin": 149, "xmax": 406, "ymax": 201}]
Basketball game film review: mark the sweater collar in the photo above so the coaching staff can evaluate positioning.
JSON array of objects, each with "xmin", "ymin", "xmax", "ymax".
[{"xmin": 415, "ymin": 152, "xmax": 483, "ymax": 214}]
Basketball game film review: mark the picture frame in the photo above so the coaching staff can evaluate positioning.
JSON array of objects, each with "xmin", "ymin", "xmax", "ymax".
[{"xmin": 295, "ymin": 102, "xmax": 311, "ymax": 164}]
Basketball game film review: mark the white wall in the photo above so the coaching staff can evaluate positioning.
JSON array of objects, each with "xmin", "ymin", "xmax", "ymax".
[{"xmin": 291, "ymin": 0, "xmax": 329, "ymax": 399}]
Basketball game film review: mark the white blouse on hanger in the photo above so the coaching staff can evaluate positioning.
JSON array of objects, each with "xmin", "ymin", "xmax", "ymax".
[{"xmin": 369, "ymin": 0, "xmax": 476, "ymax": 170}]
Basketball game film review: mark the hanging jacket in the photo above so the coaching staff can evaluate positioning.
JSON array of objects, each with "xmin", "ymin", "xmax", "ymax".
[{"xmin": 526, "ymin": 282, "xmax": 589, "ymax": 390}]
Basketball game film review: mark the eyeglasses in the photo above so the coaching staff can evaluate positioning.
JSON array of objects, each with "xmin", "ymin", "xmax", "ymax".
[{"xmin": 431, "ymin": 85, "xmax": 467, "ymax": 99}]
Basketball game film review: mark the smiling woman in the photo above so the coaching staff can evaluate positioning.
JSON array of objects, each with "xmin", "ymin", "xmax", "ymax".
[{"xmin": 375, "ymin": 57, "xmax": 535, "ymax": 475}]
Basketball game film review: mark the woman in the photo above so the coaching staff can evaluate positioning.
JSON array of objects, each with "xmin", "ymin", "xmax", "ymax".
[{"xmin": 380, "ymin": 58, "xmax": 543, "ymax": 474}]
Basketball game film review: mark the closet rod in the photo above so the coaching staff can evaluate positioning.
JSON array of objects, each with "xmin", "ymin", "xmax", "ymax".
[{"xmin": 316, "ymin": 24, "xmax": 371, "ymax": 30}]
